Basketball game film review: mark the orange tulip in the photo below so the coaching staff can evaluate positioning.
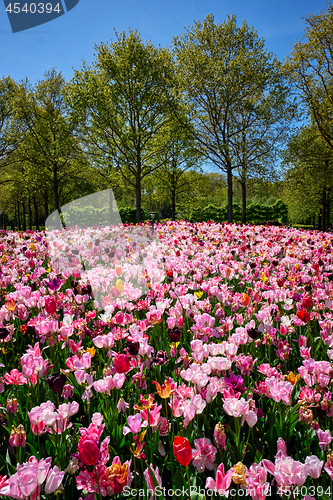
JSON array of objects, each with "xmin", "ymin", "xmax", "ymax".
[
  {"xmin": 286, "ymin": 371, "xmax": 299, "ymax": 385},
  {"xmin": 105, "ymin": 462, "xmax": 129, "ymax": 494},
  {"xmin": 153, "ymin": 378, "xmax": 175, "ymax": 399},
  {"xmin": 242, "ymin": 293, "xmax": 250, "ymax": 307},
  {"xmin": 232, "ymin": 462, "xmax": 247, "ymax": 487},
  {"xmin": 5, "ymin": 299, "xmax": 16, "ymax": 312}
]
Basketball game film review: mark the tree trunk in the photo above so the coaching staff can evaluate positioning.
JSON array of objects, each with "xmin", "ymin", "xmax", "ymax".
[
  {"xmin": 241, "ymin": 179, "xmax": 246, "ymax": 224},
  {"xmin": 327, "ymin": 187, "xmax": 331, "ymax": 230},
  {"xmin": 109, "ymin": 188, "xmax": 113, "ymax": 226},
  {"xmin": 227, "ymin": 164, "xmax": 233, "ymax": 224},
  {"xmin": 53, "ymin": 164, "xmax": 65, "ymax": 229},
  {"xmin": 28, "ymin": 197, "xmax": 32, "ymax": 230},
  {"xmin": 22, "ymin": 200, "xmax": 26, "ymax": 231},
  {"xmin": 322, "ymin": 186, "xmax": 327, "ymax": 231},
  {"xmin": 53, "ymin": 164, "xmax": 60, "ymax": 212},
  {"xmin": 14, "ymin": 202, "xmax": 17, "ymax": 231},
  {"xmin": 136, "ymin": 177, "xmax": 142, "ymax": 223},
  {"xmin": 135, "ymin": 150, "xmax": 142, "ymax": 223},
  {"xmin": 318, "ymin": 211, "xmax": 322, "ymax": 232},
  {"xmin": 44, "ymin": 189, "xmax": 48, "ymax": 223},
  {"xmin": 33, "ymin": 196, "xmax": 39, "ymax": 231},
  {"xmin": 17, "ymin": 200, "xmax": 21, "ymax": 231},
  {"xmin": 170, "ymin": 167, "xmax": 176, "ymax": 221},
  {"xmin": 171, "ymin": 189, "xmax": 176, "ymax": 221}
]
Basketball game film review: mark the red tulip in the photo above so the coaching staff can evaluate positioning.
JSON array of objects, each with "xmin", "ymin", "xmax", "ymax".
[
  {"xmin": 78, "ymin": 435, "xmax": 100, "ymax": 466},
  {"xmin": 114, "ymin": 353, "xmax": 131, "ymax": 374},
  {"xmin": 297, "ymin": 308, "xmax": 310, "ymax": 324},
  {"xmin": 302, "ymin": 295, "xmax": 312, "ymax": 309},
  {"xmin": 173, "ymin": 436, "xmax": 192, "ymax": 466},
  {"xmin": 45, "ymin": 296, "xmax": 56, "ymax": 315}
]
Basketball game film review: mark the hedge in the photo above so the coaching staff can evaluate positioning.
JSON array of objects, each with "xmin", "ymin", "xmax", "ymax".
[{"xmin": 188, "ymin": 199, "xmax": 288, "ymax": 224}]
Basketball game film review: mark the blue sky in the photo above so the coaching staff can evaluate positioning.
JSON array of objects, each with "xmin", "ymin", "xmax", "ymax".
[{"xmin": 0, "ymin": 0, "xmax": 330, "ymax": 84}]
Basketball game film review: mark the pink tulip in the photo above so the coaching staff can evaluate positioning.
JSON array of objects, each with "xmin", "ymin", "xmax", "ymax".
[
  {"xmin": 317, "ymin": 428, "xmax": 332, "ymax": 450},
  {"xmin": 305, "ymin": 455, "xmax": 323, "ymax": 479},
  {"xmin": 44, "ymin": 466, "xmax": 65, "ymax": 494},
  {"xmin": 123, "ymin": 413, "xmax": 144, "ymax": 435},
  {"xmin": 206, "ymin": 463, "xmax": 235, "ymax": 495}
]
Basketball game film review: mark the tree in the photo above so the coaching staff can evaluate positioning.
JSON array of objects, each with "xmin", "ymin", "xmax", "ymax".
[
  {"xmin": 230, "ymin": 82, "xmax": 295, "ymax": 223},
  {"xmin": 12, "ymin": 69, "xmax": 92, "ymax": 225},
  {"xmin": 147, "ymin": 119, "xmax": 203, "ymax": 220},
  {"xmin": 0, "ymin": 76, "xmax": 20, "ymax": 163},
  {"xmin": 65, "ymin": 30, "xmax": 177, "ymax": 223},
  {"xmin": 173, "ymin": 14, "xmax": 295, "ymax": 223},
  {"xmin": 286, "ymin": 2, "xmax": 333, "ymax": 149},
  {"xmin": 282, "ymin": 124, "xmax": 333, "ymax": 229}
]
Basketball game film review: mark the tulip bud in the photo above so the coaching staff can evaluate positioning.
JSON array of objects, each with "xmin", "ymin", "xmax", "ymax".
[
  {"xmin": 168, "ymin": 327, "xmax": 181, "ymax": 343},
  {"xmin": 9, "ymin": 425, "xmax": 26, "ymax": 447},
  {"xmin": 46, "ymin": 371, "xmax": 67, "ymax": 393},
  {"xmin": 214, "ymin": 422, "xmax": 226, "ymax": 449},
  {"xmin": 6, "ymin": 397, "xmax": 18, "ymax": 414}
]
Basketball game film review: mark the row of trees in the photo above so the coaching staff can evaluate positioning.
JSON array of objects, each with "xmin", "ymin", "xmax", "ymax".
[
  {"xmin": 0, "ymin": 13, "xmax": 297, "ymax": 225},
  {"xmin": 1, "ymin": 5, "xmax": 333, "ymax": 227}
]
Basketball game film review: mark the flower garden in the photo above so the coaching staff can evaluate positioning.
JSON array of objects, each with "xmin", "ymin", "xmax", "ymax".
[{"xmin": 0, "ymin": 220, "xmax": 333, "ymax": 499}]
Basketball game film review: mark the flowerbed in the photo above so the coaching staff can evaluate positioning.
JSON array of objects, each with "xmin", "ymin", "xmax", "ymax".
[{"xmin": 0, "ymin": 221, "xmax": 333, "ymax": 499}]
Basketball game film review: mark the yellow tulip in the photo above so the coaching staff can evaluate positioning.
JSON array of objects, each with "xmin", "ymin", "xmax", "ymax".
[
  {"xmin": 116, "ymin": 279, "xmax": 123, "ymax": 292},
  {"xmin": 261, "ymin": 272, "xmax": 268, "ymax": 283}
]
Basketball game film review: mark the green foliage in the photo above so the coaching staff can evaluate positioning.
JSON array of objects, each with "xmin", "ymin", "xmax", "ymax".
[
  {"xmin": 56, "ymin": 205, "xmax": 150, "ymax": 225},
  {"xmin": 118, "ymin": 206, "xmax": 149, "ymax": 224},
  {"xmin": 292, "ymin": 224, "xmax": 314, "ymax": 229},
  {"xmin": 189, "ymin": 199, "xmax": 288, "ymax": 224},
  {"xmin": 286, "ymin": 2, "xmax": 333, "ymax": 149},
  {"xmin": 282, "ymin": 123, "xmax": 333, "ymax": 227}
]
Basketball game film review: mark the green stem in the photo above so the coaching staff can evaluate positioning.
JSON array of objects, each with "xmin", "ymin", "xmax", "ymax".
[
  {"xmin": 133, "ymin": 456, "xmax": 137, "ymax": 489},
  {"xmin": 186, "ymin": 465, "xmax": 191, "ymax": 500},
  {"xmin": 164, "ymin": 398, "xmax": 172, "ymax": 456},
  {"xmin": 94, "ymin": 466, "xmax": 103, "ymax": 500},
  {"xmin": 241, "ymin": 426, "xmax": 251, "ymax": 461}
]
